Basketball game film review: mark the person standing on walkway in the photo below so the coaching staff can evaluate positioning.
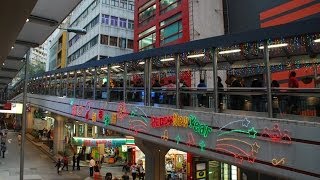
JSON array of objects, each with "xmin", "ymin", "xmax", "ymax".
[
  {"xmin": 1, "ymin": 142, "xmax": 6, "ymax": 158},
  {"xmin": 55, "ymin": 158, "xmax": 62, "ymax": 174},
  {"xmin": 17, "ymin": 133, "xmax": 22, "ymax": 146},
  {"xmin": 131, "ymin": 163, "xmax": 137, "ymax": 180},
  {"xmin": 77, "ymin": 153, "xmax": 81, "ymax": 170},
  {"xmin": 89, "ymin": 157, "xmax": 95, "ymax": 177},
  {"xmin": 72, "ymin": 154, "xmax": 76, "ymax": 170}
]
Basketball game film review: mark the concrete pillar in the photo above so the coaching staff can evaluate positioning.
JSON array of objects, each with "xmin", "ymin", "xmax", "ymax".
[
  {"xmin": 26, "ymin": 107, "xmax": 35, "ymax": 133},
  {"xmin": 84, "ymin": 123, "xmax": 88, "ymax": 137},
  {"xmin": 135, "ymin": 139, "xmax": 169, "ymax": 180},
  {"xmin": 53, "ymin": 114, "xmax": 65, "ymax": 154}
]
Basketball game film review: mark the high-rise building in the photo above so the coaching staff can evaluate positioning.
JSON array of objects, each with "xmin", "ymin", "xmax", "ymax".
[
  {"xmin": 48, "ymin": 30, "xmax": 68, "ymax": 71},
  {"xmin": 67, "ymin": 0, "xmax": 134, "ymax": 66},
  {"xmin": 29, "ymin": 45, "xmax": 48, "ymax": 65},
  {"xmin": 134, "ymin": 0, "xmax": 224, "ymax": 52}
]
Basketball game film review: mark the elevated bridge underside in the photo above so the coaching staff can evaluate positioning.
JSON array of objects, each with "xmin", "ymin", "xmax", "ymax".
[{"xmin": 12, "ymin": 93, "xmax": 320, "ymax": 179}]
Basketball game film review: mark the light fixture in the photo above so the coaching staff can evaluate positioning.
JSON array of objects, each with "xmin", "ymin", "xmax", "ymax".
[
  {"xmin": 112, "ymin": 65, "xmax": 121, "ymax": 68},
  {"xmin": 138, "ymin": 61, "xmax": 145, "ymax": 65},
  {"xmin": 26, "ymin": 18, "xmax": 29, "ymax": 22},
  {"xmin": 218, "ymin": 49, "xmax": 241, "ymax": 55},
  {"xmin": 2, "ymin": 63, "xmax": 4, "ymax": 66},
  {"xmin": 91, "ymin": 69, "xmax": 95, "ymax": 72},
  {"xmin": 11, "ymin": 46, "xmax": 14, "ymax": 49},
  {"xmin": 258, "ymin": 43, "xmax": 288, "ymax": 49},
  {"xmin": 101, "ymin": 67, "xmax": 108, "ymax": 70},
  {"xmin": 314, "ymin": 38, "xmax": 320, "ymax": 43},
  {"xmin": 77, "ymin": 70, "xmax": 81, "ymax": 73},
  {"xmin": 187, "ymin": 54, "xmax": 205, "ymax": 58},
  {"xmin": 160, "ymin": 57, "xmax": 174, "ymax": 62}
]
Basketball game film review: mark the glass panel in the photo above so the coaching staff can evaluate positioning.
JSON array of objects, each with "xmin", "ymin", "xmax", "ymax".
[
  {"xmin": 96, "ymin": 66, "xmax": 108, "ymax": 100},
  {"xmin": 76, "ymin": 70, "xmax": 84, "ymax": 98},
  {"xmin": 61, "ymin": 73, "xmax": 68, "ymax": 97},
  {"xmin": 84, "ymin": 68, "xmax": 95, "ymax": 99},
  {"xmin": 50, "ymin": 75, "xmax": 56, "ymax": 96},
  {"xmin": 139, "ymin": 4, "xmax": 156, "ymax": 23},
  {"xmin": 67, "ymin": 71, "xmax": 75, "ymax": 98},
  {"xmin": 139, "ymin": 26, "xmax": 156, "ymax": 38},
  {"xmin": 126, "ymin": 60, "xmax": 145, "ymax": 104},
  {"xmin": 160, "ymin": 20, "xmax": 182, "ymax": 45},
  {"xmin": 139, "ymin": 32, "xmax": 156, "ymax": 51},
  {"xmin": 110, "ymin": 63, "xmax": 124, "ymax": 102}
]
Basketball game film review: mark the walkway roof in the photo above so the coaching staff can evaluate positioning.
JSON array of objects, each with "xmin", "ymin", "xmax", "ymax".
[{"xmin": 0, "ymin": 0, "xmax": 81, "ymax": 89}]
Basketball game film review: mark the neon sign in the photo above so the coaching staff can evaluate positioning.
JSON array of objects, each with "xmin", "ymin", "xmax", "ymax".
[
  {"xmin": 117, "ymin": 102, "xmax": 128, "ymax": 120},
  {"xmin": 175, "ymin": 134, "xmax": 181, "ymax": 144},
  {"xmin": 161, "ymin": 130, "xmax": 169, "ymax": 141},
  {"xmin": 111, "ymin": 113, "xmax": 117, "ymax": 124},
  {"xmin": 218, "ymin": 127, "xmax": 258, "ymax": 138},
  {"xmin": 172, "ymin": 113, "xmax": 189, "ymax": 127},
  {"xmin": 272, "ymin": 158, "xmax": 285, "ymax": 166},
  {"xmin": 261, "ymin": 124, "xmax": 291, "ymax": 144},
  {"xmin": 151, "ymin": 115, "xmax": 173, "ymax": 128},
  {"xmin": 104, "ymin": 114, "xmax": 110, "ymax": 126},
  {"xmin": 92, "ymin": 112, "xmax": 97, "ymax": 122},
  {"xmin": 188, "ymin": 115, "xmax": 213, "ymax": 138}
]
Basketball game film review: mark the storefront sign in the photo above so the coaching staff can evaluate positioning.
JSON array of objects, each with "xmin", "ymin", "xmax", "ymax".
[{"xmin": 73, "ymin": 137, "xmax": 134, "ymax": 147}]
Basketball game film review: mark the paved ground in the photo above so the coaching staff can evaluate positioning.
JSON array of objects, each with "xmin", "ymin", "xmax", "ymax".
[{"xmin": 0, "ymin": 132, "xmax": 127, "ymax": 180}]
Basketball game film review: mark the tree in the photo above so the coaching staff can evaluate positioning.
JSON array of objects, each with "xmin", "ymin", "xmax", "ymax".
[{"xmin": 28, "ymin": 61, "xmax": 45, "ymax": 76}]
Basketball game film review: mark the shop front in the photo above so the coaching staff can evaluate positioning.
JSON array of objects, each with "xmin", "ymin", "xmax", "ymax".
[{"xmin": 72, "ymin": 137, "xmax": 135, "ymax": 164}]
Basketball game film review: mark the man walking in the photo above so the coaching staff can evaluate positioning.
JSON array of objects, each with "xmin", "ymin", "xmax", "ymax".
[
  {"xmin": 72, "ymin": 154, "xmax": 76, "ymax": 170},
  {"xmin": 76, "ymin": 153, "xmax": 81, "ymax": 170},
  {"xmin": 62, "ymin": 155, "xmax": 68, "ymax": 171},
  {"xmin": 89, "ymin": 157, "xmax": 95, "ymax": 177},
  {"xmin": 55, "ymin": 158, "xmax": 62, "ymax": 174},
  {"xmin": 1, "ymin": 142, "xmax": 6, "ymax": 158}
]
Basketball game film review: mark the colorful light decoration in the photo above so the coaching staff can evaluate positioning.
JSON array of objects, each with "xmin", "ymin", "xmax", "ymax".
[
  {"xmin": 70, "ymin": 98, "xmax": 75, "ymax": 105},
  {"xmin": 175, "ymin": 134, "xmax": 181, "ymax": 144},
  {"xmin": 92, "ymin": 112, "xmax": 97, "ymax": 122},
  {"xmin": 272, "ymin": 158, "xmax": 286, "ymax": 166},
  {"xmin": 111, "ymin": 113, "xmax": 117, "ymax": 124},
  {"xmin": 260, "ymin": 124, "xmax": 292, "ymax": 144},
  {"xmin": 188, "ymin": 115, "xmax": 213, "ymax": 138},
  {"xmin": 186, "ymin": 132, "xmax": 196, "ymax": 147},
  {"xmin": 104, "ymin": 114, "xmax": 110, "ymax": 126},
  {"xmin": 151, "ymin": 115, "xmax": 173, "ymax": 128},
  {"xmin": 217, "ymin": 138, "xmax": 260, "ymax": 154},
  {"xmin": 218, "ymin": 118, "xmax": 250, "ymax": 132},
  {"xmin": 172, "ymin": 113, "xmax": 189, "ymax": 127},
  {"xmin": 199, "ymin": 140, "xmax": 206, "ymax": 151},
  {"xmin": 161, "ymin": 130, "xmax": 169, "ymax": 141},
  {"xmin": 98, "ymin": 109, "xmax": 104, "ymax": 120},
  {"xmin": 117, "ymin": 102, "xmax": 128, "ymax": 120},
  {"xmin": 218, "ymin": 127, "xmax": 258, "ymax": 138}
]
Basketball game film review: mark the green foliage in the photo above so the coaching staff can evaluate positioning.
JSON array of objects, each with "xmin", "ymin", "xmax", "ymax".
[{"xmin": 28, "ymin": 61, "xmax": 45, "ymax": 76}]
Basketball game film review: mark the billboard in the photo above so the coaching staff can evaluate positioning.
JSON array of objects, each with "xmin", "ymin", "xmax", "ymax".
[
  {"xmin": 0, "ymin": 103, "xmax": 23, "ymax": 114},
  {"xmin": 227, "ymin": 0, "xmax": 320, "ymax": 33}
]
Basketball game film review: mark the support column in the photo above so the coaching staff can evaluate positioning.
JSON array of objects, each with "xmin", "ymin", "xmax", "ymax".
[
  {"xmin": 212, "ymin": 48, "xmax": 219, "ymax": 113},
  {"xmin": 135, "ymin": 139, "xmax": 169, "ymax": 180},
  {"xmin": 264, "ymin": 42, "xmax": 272, "ymax": 117},
  {"xmin": 26, "ymin": 107, "xmax": 35, "ymax": 133},
  {"xmin": 53, "ymin": 114, "xmax": 65, "ymax": 154}
]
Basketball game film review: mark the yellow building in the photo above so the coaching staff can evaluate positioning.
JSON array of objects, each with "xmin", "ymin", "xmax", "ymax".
[{"xmin": 48, "ymin": 31, "xmax": 68, "ymax": 70}]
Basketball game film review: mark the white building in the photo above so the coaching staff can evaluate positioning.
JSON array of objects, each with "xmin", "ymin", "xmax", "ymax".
[
  {"xmin": 29, "ymin": 44, "xmax": 48, "ymax": 65},
  {"xmin": 67, "ymin": 0, "xmax": 134, "ymax": 66}
]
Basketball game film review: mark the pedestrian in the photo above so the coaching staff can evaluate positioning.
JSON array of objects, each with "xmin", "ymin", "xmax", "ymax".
[
  {"xmin": 93, "ymin": 162, "xmax": 101, "ymax": 180},
  {"xmin": 131, "ymin": 162, "xmax": 137, "ymax": 180},
  {"xmin": 72, "ymin": 154, "xmax": 76, "ymax": 170},
  {"xmin": 17, "ymin": 133, "xmax": 22, "ymax": 146},
  {"xmin": 137, "ymin": 164, "xmax": 145, "ymax": 180},
  {"xmin": 62, "ymin": 155, "xmax": 68, "ymax": 171},
  {"xmin": 197, "ymin": 79, "xmax": 207, "ymax": 107},
  {"xmin": 1, "ymin": 142, "xmax": 6, "ymax": 158},
  {"xmin": 76, "ymin": 153, "xmax": 81, "ymax": 170},
  {"xmin": 89, "ymin": 157, "xmax": 95, "ymax": 177},
  {"xmin": 105, "ymin": 172, "xmax": 112, "ymax": 180},
  {"xmin": 55, "ymin": 158, "xmax": 62, "ymax": 174},
  {"xmin": 122, "ymin": 172, "xmax": 130, "ymax": 180}
]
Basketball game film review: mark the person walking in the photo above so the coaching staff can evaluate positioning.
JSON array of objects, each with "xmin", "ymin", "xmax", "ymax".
[
  {"xmin": 55, "ymin": 158, "xmax": 62, "ymax": 174},
  {"xmin": 89, "ymin": 157, "xmax": 95, "ymax": 177},
  {"xmin": 76, "ymin": 153, "xmax": 81, "ymax": 170},
  {"xmin": 72, "ymin": 154, "xmax": 76, "ymax": 171},
  {"xmin": 137, "ymin": 164, "xmax": 145, "ymax": 180},
  {"xmin": 1, "ymin": 142, "xmax": 6, "ymax": 158},
  {"xmin": 62, "ymin": 155, "xmax": 68, "ymax": 171},
  {"xmin": 93, "ymin": 162, "xmax": 101, "ymax": 180},
  {"xmin": 131, "ymin": 163, "xmax": 138, "ymax": 180},
  {"xmin": 122, "ymin": 172, "xmax": 130, "ymax": 180},
  {"xmin": 17, "ymin": 133, "xmax": 22, "ymax": 146}
]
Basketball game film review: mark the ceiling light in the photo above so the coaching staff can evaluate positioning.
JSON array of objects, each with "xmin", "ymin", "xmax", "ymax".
[
  {"xmin": 11, "ymin": 46, "xmax": 14, "ymax": 49},
  {"xmin": 187, "ymin": 54, "xmax": 205, "ymax": 58},
  {"xmin": 26, "ymin": 18, "xmax": 29, "ymax": 22},
  {"xmin": 101, "ymin": 67, "xmax": 108, "ymax": 70},
  {"xmin": 77, "ymin": 71, "xmax": 81, "ymax": 73},
  {"xmin": 2, "ymin": 63, "xmax": 5, "ymax": 66},
  {"xmin": 314, "ymin": 38, "xmax": 320, "ymax": 43},
  {"xmin": 138, "ymin": 62, "xmax": 145, "ymax": 65},
  {"xmin": 112, "ymin": 65, "xmax": 121, "ymax": 68},
  {"xmin": 258, "ymin": 43, "xmax": 288, "ymax": 49},
  {"xmin": 160, "ymin": 57, "xmax": 174, "ymax": 62},
  {"xmin": 91, "ymin": 69, "xmax": 95, "ymax": 72},
  {"xmin": 218, "ymin": 49, "xmax": 241, "ymax": 55}
]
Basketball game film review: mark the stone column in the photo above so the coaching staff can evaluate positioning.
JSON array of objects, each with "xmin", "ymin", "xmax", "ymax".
[
  {"xmin": 53, "ymin": 114, "xmax": 65, "ymax": 154},
  {"xmin": 135, "ymin": 139, "xmax": 169, "ymax": 180}
]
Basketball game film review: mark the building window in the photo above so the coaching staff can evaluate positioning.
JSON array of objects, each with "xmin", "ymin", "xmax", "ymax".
[
  {"xmin": 102, "ymin": 0, "xmax": 110, "ymax": 4},
  {"xmin": 111, "ymin": 0, "xmax": 119, "ymax": 7},
  {"xmin": 128, "ymin": 20, "xmax": 134, "ymax": 30},
  {"xmin": 128, "ymin": 0, "xmax": 134, "ymax": 10},
  {"xmin": 119, "ymin": 38, "xmax": 127, "ymax": 48},
  {"xmin": 139, "ymin": 4, "xmax": 156, "ymax": 24},
  {"xmin": 160, "ymin": 0, "xmax": 181, "ymax": 14},
  {"xmin": 101, "ymin": 35, "xmax": 109, "ymax": 45},
  {"xmin": 139, "ymin": 33, "xmax": 156, "ymax": 51},
  {"xmin": 111, "ymin": 16, "xmax": 118, "ymax": 26},
  {"xmin": 102, "ymin": 14, "xmax": 109, "ymax": 25},
  {"xmin": 139, "ymin": 26, "xmax": 156, "ymax": 37},
  {"xmin": 120, "ymin": 0, "xmax": 127, "ymax": 9},
  {"xmin": 119, "ymin": 18, "xmax": 127, "ymax": 28},
  {"xmin": 160, "ymin": 20, "xmax": 182, "ymax": 45},
  {"xmin": 127, "ymin": 39, "xmax": 133, "ymax": 49},
  {"xmin": 160, "ymin": 13, "xmax": 181, "ymax": 27},
  {"xmin": 109, "ymin": 36, "xmax": 118, "ymax": 46}
]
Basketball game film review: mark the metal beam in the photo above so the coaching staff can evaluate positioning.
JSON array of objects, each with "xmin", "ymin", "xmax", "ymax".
[
  {"xmin": 15, "ymin": 40, "xmax": 39, "ymax": 48},
  {"xmin": 29, "ymin": 15, "xmax": 59, "ymax": 27},
  {"xmin": 6, "ymin": 56, "xmax": 25, "ymax": 61},
  {"xmin": 1, "ymin": 67, "xmax": 19, "ymax": 72},
  {"xmin": 0, "ymin": 76, "xmax": 13, "ymax": 80}
]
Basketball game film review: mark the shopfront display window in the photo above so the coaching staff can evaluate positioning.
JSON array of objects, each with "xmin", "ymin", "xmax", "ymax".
[{"xmin": 165, "ymin": 149, "xmax": 187, "ymax": 179}]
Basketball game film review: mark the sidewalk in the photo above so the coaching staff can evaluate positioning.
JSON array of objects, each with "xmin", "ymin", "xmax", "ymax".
[{"xmin": 25, "ymin": 133, "xmax": 130, "ymax": 179}]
